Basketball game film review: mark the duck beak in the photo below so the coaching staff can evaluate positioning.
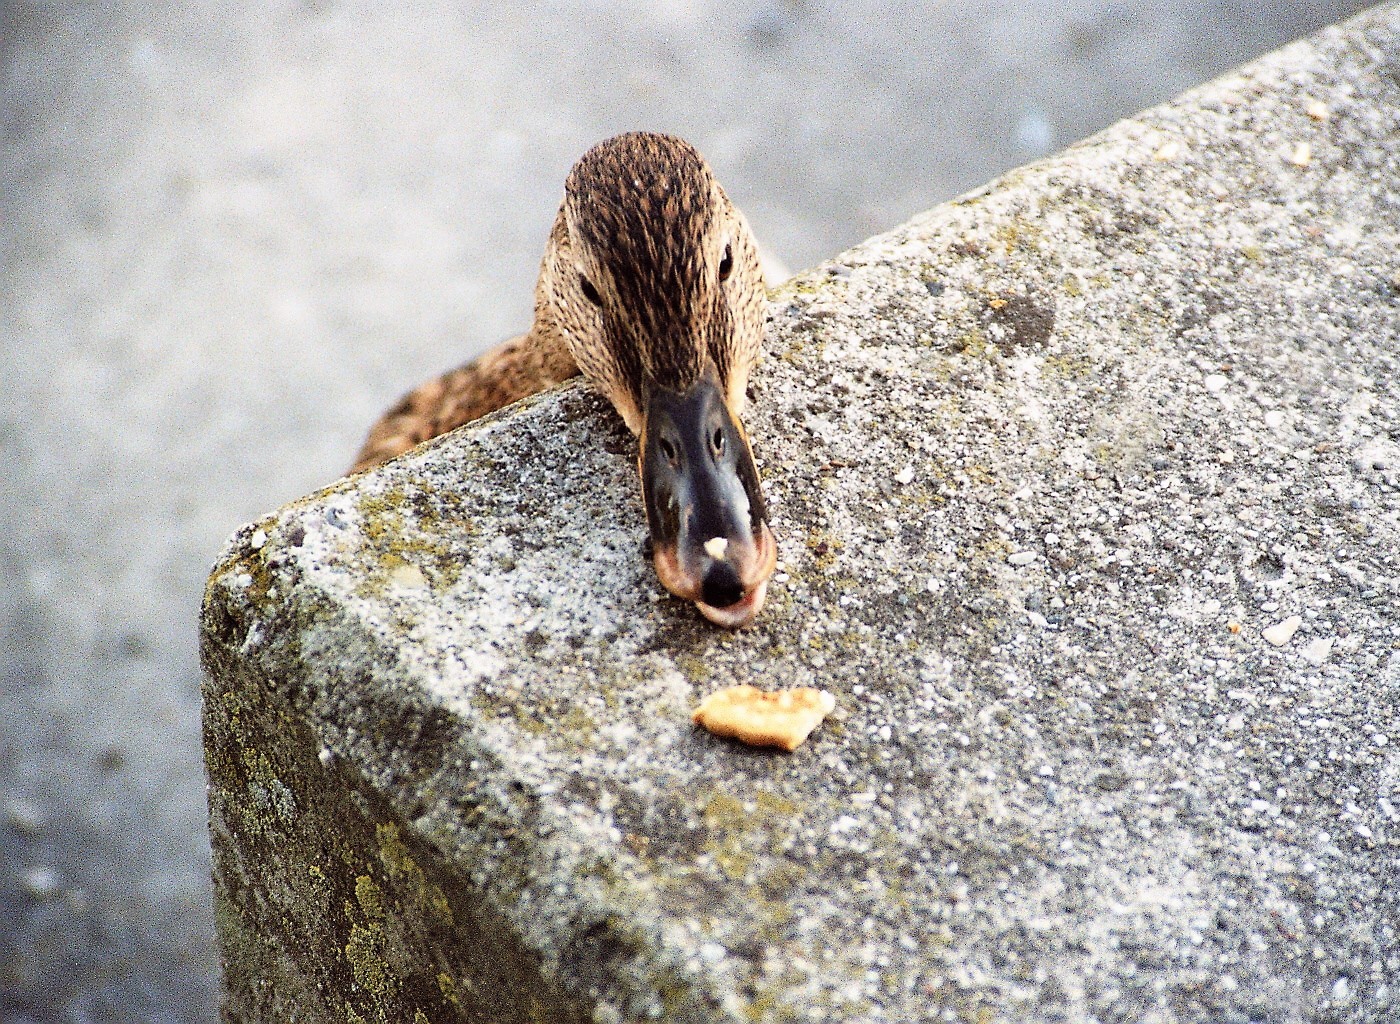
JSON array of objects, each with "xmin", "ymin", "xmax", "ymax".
[{"xmin": 640, "ymin": 376, "xmax": 777, "ymax": 628}]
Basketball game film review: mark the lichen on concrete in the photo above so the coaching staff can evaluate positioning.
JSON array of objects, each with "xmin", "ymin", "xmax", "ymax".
[{"xmin": 203, "ymin": 6, "xmax": 1400, "ymax": 1022}]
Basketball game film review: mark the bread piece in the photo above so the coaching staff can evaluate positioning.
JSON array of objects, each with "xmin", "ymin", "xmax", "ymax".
[{"xmin": 692, "ymin": 685, "xmax": 836, "ymax": 752}]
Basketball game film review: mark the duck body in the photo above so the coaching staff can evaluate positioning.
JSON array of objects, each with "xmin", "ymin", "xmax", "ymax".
[{"xmin": 353, "ymin": 132, "xmax": 776, "ymax": 628}]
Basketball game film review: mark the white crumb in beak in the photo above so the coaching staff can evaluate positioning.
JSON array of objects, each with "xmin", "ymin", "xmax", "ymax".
[{"xmin": 703, "ymin": 537, "xmax": 729, "ymax": 560}]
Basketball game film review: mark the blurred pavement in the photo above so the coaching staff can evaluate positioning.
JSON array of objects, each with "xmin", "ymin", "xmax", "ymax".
[{"xmin": 0, "ymin": 2, "xmax": 1369, "ymax": 1020}]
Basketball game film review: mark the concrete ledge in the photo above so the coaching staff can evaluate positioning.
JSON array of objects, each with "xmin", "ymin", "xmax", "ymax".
[{"xmin": 202, "ymin": 5, "xmax": 1400, "ymax": 1021}]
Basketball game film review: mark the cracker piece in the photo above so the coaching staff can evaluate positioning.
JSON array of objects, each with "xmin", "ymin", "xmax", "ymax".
[{"xmin": 692, "ymin": 685, "xmax": 836, "ymax": 752}]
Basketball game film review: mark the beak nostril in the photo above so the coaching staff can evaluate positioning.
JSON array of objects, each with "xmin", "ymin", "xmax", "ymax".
[{"xmin": 701, "ymin": 560, "xmax": 744, "ymax": 608}]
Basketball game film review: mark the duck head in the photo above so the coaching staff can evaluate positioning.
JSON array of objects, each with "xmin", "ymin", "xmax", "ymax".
[{"xmin": 534, "ymin": 132, "xmax": 777, "ymax": 627}]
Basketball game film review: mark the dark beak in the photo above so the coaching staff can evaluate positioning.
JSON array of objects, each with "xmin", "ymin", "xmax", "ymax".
[{"xmin": 640, "ymin": 375, "xmax": 777, "ymax": 628}]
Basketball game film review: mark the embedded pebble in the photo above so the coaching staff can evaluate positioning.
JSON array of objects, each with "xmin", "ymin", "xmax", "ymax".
[
  {"xmin": 1008, "ymin": 551, "xmax": 1038, "ymax": 566},
  {"xmin": 1300, "ymin": 637, "xmax": 1334, "ymax": 666},
  {"xmin": 387, "ymin": 563, "xmax": 428, "ymax": 589},
  {"xmin": 893, "ymin": 466, "xmax": 915, "ymax": 485},
  {"xmin": 1204, "ymin": 373, "xmax": 1228, "ymax": 393},
  {"xmin": 1262, "ymin": 616, "xmax": 1303, "ymax": 647}
]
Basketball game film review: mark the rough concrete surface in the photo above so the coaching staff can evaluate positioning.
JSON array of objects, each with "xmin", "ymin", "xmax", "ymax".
[
  {"xmin": 202, "ymin": 5, "xmax": 1400, "ymax": 1022},
  {"xmin": 0, "ymin": 1, "xmax": 1379, "ymax": 1022}
]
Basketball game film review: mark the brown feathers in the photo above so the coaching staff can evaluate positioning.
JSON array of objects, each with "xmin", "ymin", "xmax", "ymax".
[
  {"xmin": 350, "ymin": 132, "xmax": 766, "ymax": 471},
  {"xmin": 350, "ymin": 329, "xmax": 577, "ymax": 474}
]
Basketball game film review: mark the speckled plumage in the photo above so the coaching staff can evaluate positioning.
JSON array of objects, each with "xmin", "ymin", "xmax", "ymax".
[{"xmin": 351, "ymin": 132, "xmax": 766, "ymax": 471}]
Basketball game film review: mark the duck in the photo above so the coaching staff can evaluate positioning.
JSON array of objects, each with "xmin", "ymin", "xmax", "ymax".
[{"xmin": 351, "ymin": 132, "xmax": 777, "ymax": 628}]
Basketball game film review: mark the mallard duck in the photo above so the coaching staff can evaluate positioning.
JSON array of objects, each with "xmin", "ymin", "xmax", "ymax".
[{"xmin": 352, "ymin": 132, "xmax": 777, "ymax": 628}]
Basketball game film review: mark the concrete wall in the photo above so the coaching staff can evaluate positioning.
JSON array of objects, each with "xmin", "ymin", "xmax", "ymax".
[{"xmin": 201, "ymin": 5, "xmax": 1400, "ymax": 1021}]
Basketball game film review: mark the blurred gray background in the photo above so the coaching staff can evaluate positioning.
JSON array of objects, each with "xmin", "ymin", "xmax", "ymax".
[{"xmin": 0, "ymin": 2, "xmax": 1372, "ymax": 1020}]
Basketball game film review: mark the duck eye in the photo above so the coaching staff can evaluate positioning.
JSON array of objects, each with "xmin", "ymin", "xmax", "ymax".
[
  {"xmin": 718, "ymin": 244, "xmax": 733, "ymax": 282},
  {"xmin": 659, "ymin": 437, "xmax": 677, "ymax": 462},
  {"xmin": 579, "ymin": 274, "xmax": 603, "ymax": 307},
  {"xmin": 712, "ymin": 427, "xmax": 725, "ymax": 455}
]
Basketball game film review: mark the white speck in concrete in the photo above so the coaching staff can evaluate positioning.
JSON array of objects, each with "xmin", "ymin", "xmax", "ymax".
[
  {"xmin": 1262, "ymin": 615, "xmax": 1302, "ymax": 646},
  {"xmin": 1300, "ymin": 636, "xmax": 1334, "ymax": 666},
  {"xmin": 388, "ymin": 563, "xmax": 428, "ymax": 589},
  {"xmin": 1153, "ymin": 139, "xmax": 1182, "ymax": 161}
]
